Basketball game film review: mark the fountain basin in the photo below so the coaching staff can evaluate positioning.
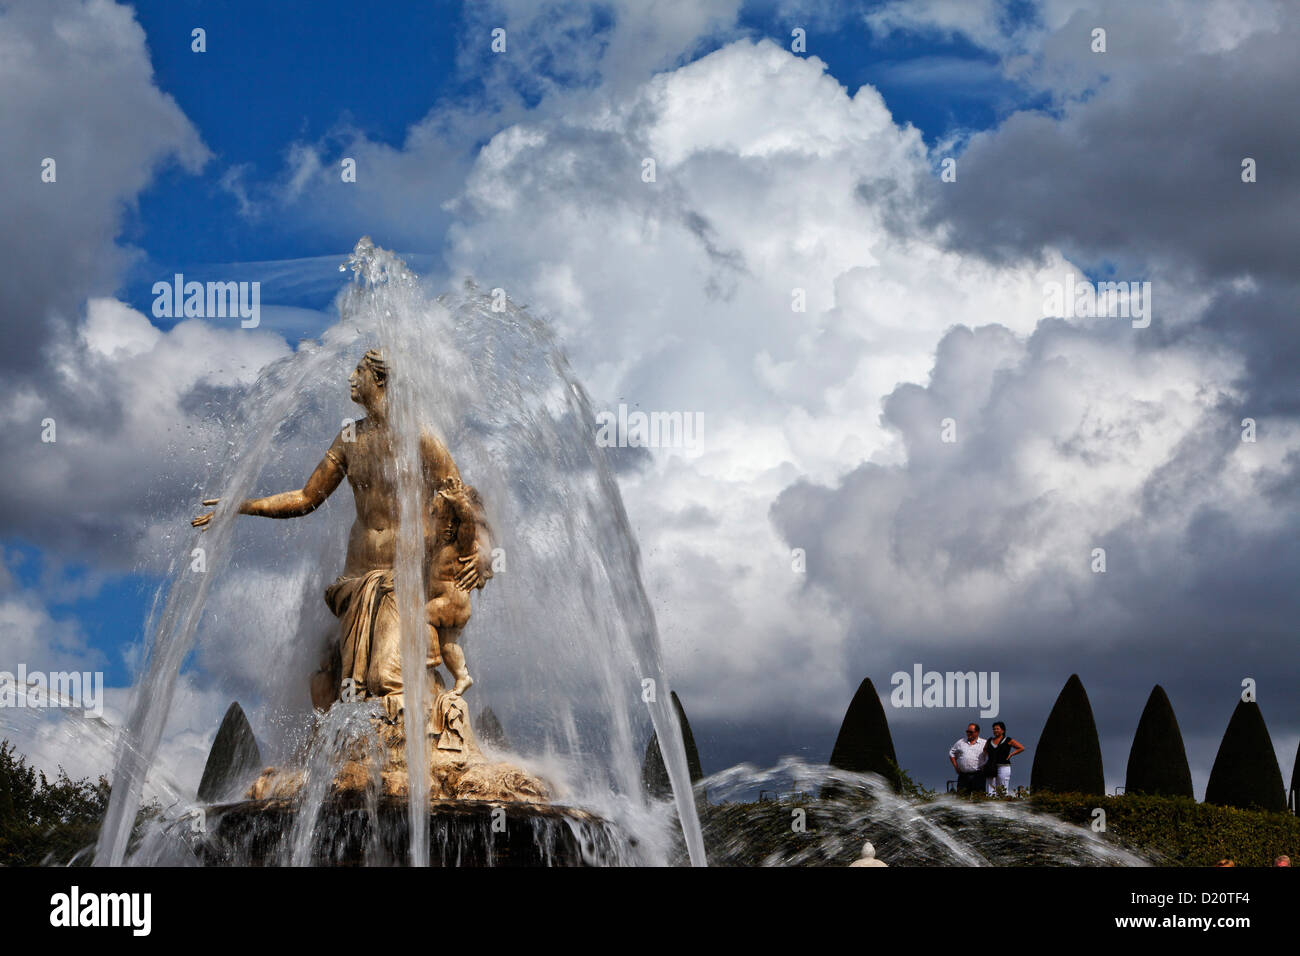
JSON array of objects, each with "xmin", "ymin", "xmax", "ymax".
[{"xmin": 197, "ymin": 796, "xmax": 627, "ymax": 866}]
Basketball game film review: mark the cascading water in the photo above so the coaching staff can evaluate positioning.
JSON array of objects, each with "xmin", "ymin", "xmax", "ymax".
[
  {"xmin": 94, "ymin": 338, "xmax": 345, "ymax": 867},
  {"xmin": 344, "ymin": 241, "xmax": 438, "ymax": 867},
  {"xmin": 284, "ymin": 704, "xmax": 384, "ymax": 866},
  {"xmin": 94, "ymin": 237, "xmax": 706, "ymax": 866},
  {"xmin": 697, "ymin": 758, "xmax": 1152, "ymax": 867}
]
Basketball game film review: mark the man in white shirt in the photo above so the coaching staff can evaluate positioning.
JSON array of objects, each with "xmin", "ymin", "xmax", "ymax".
[{"xmin": 949, "ymin": 723, "xmax": 987, "ymax": 795}]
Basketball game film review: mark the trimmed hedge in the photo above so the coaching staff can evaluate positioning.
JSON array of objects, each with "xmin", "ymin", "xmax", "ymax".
[
  {"xmin": 695, "ymin": 792, "xmax": 1300, "ymax": 866},
  {"xmin": 476, "ymin": 706, "xmax": 509, "ymax": 750},
  {"xmin": 1290, "ymin": 740, "xmax": 1299, "ymax": 817},
  {"xmin": 1205, "ymin": 699, "xmax": 1287, "ymax": 812},
  {"xmin": 827, "ymin": 678, "xmax": 899, "ymax": 784},
  {"xmin": 1125, "ymin": 685, "xmax": 1193, "ymax": 798},
  {"xmin": 1031, "ymin": 674, "xmax": 1104, "ymax": 795},
  {"xmin": 641, "ymin": 691, "xmax": 703, "ymax": 799},
  {"xmin": 197, "ymin": 701, "xmax": 261, "ymax": 803},
  {"xmin": 1029, "ymin": 791, "xmax": 1300, "ymax": 867}
]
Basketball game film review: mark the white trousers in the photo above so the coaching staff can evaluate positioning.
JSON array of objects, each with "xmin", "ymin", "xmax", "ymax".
[{"xmin": 985, "ymin": 764, "xmax": 1011, "ymax": 795}]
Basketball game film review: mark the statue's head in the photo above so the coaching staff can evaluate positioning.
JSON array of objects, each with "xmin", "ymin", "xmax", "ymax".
[{"xmin": 349, "ymin": 348, "xmax": 389, "ymax": 413}]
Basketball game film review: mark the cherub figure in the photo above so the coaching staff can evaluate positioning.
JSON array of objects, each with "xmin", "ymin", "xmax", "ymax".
[{"xmin": 425, "ymin": 475, "xmax": 490, "ymax": 695}]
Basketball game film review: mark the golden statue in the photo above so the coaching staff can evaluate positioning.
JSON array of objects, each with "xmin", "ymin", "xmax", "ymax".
[
  {"xmin": 194, "ymin": 349, "xmax": 546, "ymax": 802},
  {"xmin": 194, "ymin": 349, "xmax": 488, "ymax": 714}
]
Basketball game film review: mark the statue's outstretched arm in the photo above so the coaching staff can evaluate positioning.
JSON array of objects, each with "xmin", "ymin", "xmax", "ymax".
[{"xmin": 192, "ymin": 438, "xmax": 346, "ymax": 528}]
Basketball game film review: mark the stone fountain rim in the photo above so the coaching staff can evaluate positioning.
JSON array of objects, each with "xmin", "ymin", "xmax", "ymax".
[{"xmin": 205, "ymin": 795, "xmax": 609, "ymax": 825}]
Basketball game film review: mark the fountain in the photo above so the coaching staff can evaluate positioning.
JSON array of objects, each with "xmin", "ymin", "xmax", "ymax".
[
  {"xmin": 85, "ymin": 237, "xmax": 1148, "ymax": 870},
  {"xmin": 94, "ymin": 238, "xmax": 705, "ymax": 867}
]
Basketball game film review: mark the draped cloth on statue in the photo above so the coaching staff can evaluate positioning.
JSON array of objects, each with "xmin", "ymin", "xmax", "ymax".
[{"xmin": 324, "ymin": 569, "xmax": 441, "ymax": 721}]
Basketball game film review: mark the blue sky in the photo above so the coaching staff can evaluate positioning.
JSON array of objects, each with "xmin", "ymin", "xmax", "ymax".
[
  {"xmin": 127, "ymin": 0, "xmax": 473, "ymax": 267},
  {"xmin": 120, "ymin": 0, "xmax": 1031, "ymax": 283}
]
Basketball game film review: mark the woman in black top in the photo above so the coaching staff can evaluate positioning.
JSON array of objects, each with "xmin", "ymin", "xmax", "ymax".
[{"xmin": 983, "ymin": 721, "xmax": 1025, "ymax": 795}]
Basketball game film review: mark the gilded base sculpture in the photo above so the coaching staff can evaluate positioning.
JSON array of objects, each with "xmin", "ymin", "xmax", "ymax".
[{"xmin": 247, "ymin": 683, "xmax": 550, "ymax": 803}]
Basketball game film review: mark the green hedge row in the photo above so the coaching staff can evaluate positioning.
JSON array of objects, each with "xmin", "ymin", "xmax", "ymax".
[{"xmin": 1027, "ymin": 791, "xmax": 1300, "ymax": 867}]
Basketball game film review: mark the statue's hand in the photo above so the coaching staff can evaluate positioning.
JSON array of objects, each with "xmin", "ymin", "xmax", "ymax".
[
  {"xmin": 438, "ymin": 484, "xmax": 474, "ymax": 521},
  {"xmin": 455, "ymin": 553, "xmax": 483, "ymax": 591},
  {"xmin": 191, "ymin": 498, "xmax": 220, "ymax": 530}
]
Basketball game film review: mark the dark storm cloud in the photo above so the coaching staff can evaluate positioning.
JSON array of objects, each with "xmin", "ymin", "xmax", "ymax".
[
  {"xmin": 920, "ymin": 7, "xmax": 1300, "ymax": 417},
  {"xmin": 928, "ymin": 48, "xmax": 1300, "ymax": 280},
  {"xmin": 1172, "ymin": 280, "xmax": 1300, "ymax": 417},
  {"xmin": 924, "ymin": 6, "xmax": 1300, "ymax": 277},
  {"xmin": 767, "ymin": 315, "xmax": 1300, "ymax": 794}
]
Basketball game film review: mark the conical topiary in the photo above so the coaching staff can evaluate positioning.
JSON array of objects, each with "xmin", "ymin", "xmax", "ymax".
[
  {"xmin": 826, "ymin": 678, "xmax": 899, "ymax": 793},
  {"xmin": 641, "ymin": 692, "xmax": 703, "ymax": 799},
  {"xmin": 475, "ymin": 706, "xmax": 509, "ymax": 751},
  {"xmin": 1204, "ymin": 699, "xmax": 1287, "ymax": 812},
  {"xmin": 1030, "ymin": 674, "xmax": 1104, "ymax": 795},
  {"xmin": 1124, "ymin": 685, "xmax": 1193, "ymax": 797},
  {"xmin": 1291, "ymin": 740, "xmax": 1299, "ymax": 817},
  {"xmin": 197, "ymin": 702, "xmax": 262, "ymax": 802}
]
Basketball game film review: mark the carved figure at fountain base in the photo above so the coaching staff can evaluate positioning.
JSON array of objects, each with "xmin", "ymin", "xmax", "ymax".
[{"xmin": 248, "ymin": 676, "xmax": 550, "ymax": 803}]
